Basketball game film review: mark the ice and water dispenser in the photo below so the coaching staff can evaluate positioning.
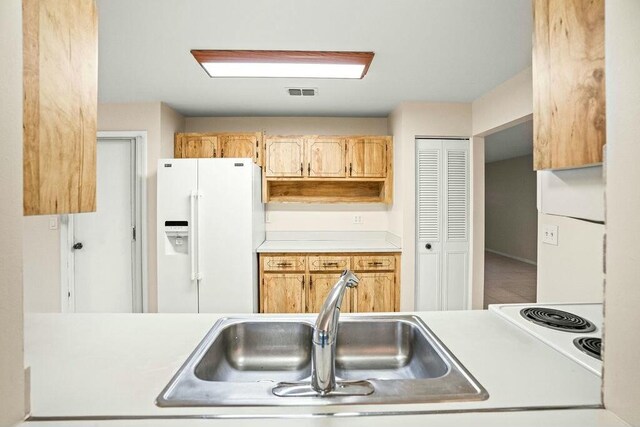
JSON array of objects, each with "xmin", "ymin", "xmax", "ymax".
[{"xmin": 164, "ymin": 220, "xmax": 189, "ymax": 255}]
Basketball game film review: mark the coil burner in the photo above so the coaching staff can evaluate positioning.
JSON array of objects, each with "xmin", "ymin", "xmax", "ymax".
[{"xmin": 519, "ymin": 307, "xmax": 596, "ymax": 333}]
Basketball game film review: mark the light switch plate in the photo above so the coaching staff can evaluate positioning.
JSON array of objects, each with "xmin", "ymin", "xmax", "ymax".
[{"xmin": 542, "ymin": 224, "xmax": 559, "ymax": 245}]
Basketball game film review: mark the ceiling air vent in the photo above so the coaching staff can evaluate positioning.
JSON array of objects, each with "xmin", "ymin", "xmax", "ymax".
[{"xmin": 287, "ymin": 88, "xmax": 317, "ymax": 97}]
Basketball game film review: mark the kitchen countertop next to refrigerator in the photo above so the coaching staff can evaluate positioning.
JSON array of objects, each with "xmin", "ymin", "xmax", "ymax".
[
  {"xmin": 256, "ymin": 231, "xmax": 401, "ymax": 253},
  {"xmin": 24, "ymin": 310, "xmax": 604, "ymax": 420}
]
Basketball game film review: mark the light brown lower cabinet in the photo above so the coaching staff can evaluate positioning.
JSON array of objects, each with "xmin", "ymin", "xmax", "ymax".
[
  {"xmin": 353, "ymin": 273, "xmax": 395, "ymax": 313},
  {"xmin": 259, "ymin": 252, "xmax": 400, "ymax": 313},
  {"xmin": 307, "ymin": 273, "xmax": 354, "ymax": 313},
  {"xmin": 261, "ymin": 273, "xmax": 305, "ymax": 313}
]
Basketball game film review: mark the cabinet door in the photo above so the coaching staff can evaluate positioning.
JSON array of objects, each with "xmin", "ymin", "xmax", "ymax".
[
  {"xmin": 353, "ymin": 273, "xmax": 395, "ymax": 312},
  {"xmin": 219, "ymin": 133, "xmax": 261, "ymax": 164},
  {"xmin": 348, "ymin": 138, "xmax": 388, "ymax": 178},
  {"xmin": 265, "ymin": 137, "xmax": 305, "ymax": 177},
  {"xmin": 306, "ymin": 137, "xmax": 346, "ymax": 177},
  {"xmin": 175, "ymin": 134, "xmax": 217, "ymax": 158},
  {"xmin": 23, "ymin": 0, "xmax": 98, "ymax": 215},
  {"xmin": 307, "ymin": 274, "xmax": 353, "ymax": 313},
  {"xmin": 532, "ymin": 0, "xmax": 605, "ymax": 169},
  {"xmin": 262, "ymin": 274, "xmax": 305, "ymax": 313}
]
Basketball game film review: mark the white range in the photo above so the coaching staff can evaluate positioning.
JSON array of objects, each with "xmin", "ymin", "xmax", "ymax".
[{"xmin": 490, "ymin": 303, "xmax": 603, "ymax": 376}]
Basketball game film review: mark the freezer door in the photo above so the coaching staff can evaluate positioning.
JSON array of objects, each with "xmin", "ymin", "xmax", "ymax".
[
  {"xmin": 197, "ymin": 159, "xmax": 257, "ymax": 313},
  {"xmin": 157, "ymin": 159, "xmax": 199, "ymax": 313}
]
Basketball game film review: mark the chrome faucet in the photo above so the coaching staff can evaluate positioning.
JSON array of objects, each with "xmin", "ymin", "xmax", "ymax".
[
  {"xmin": 272, "ymin": 270, "xmax": 374, "ymax": 398},
  {"xmin": 311, "ymin": 270, "xmax": 359, "ymax": 395}
]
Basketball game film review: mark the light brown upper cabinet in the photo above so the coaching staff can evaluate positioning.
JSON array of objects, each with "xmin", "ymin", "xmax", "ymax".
[
  {"xmin": 23, "ymin": 0, "xmax": 98, "ymax": 215},
  {"xmin": 263, "ymin": 135, "xmax": 393, "ymax": 204},
  {"xmin": 219, "ymin": 133, "xmax": 261, "ymax": 163},
  {"xmin": 348, "ymin": 137, "xmax": 389, "ymax": 178},
  {"xmin": 532, "ymin": 0, "xmax": 605, "ymax": 170},
  {"xmin": 175, "ymin": 134, "xmax": 217, "ymax": 158},
  {"xmin": 174, "ymin": 132, "xmax": 263, "ymax": 165},
  {"xmin": 306, "ymin": 137, "xmax": 346, "ymax": 178},
  {"xmin": 265, "ymin": 137, "xmax": 305, "ymax": 177}
]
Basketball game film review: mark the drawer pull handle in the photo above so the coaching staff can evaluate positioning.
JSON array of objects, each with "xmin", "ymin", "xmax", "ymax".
[
  {"xmin": 276, "ymin": 262, "xmax": 293, "ymax": 267},
  {"xmin": 368, "ymin": 262, "xmax": 383, "ymax": 266},
  {"xmin": 322, "ymin": 262, "xmax": 339, "ymax": 267}
]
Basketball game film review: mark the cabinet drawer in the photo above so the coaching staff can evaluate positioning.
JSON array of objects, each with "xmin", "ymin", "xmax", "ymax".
[
  {"xmin": 308, "ymin": 255, "xmax": 350, "ymax": 272},
  {"xmin": 262, "ymin": 255, "xmax": 306, "ymax": 272},
  {"xmin": 353, "ymin": 255, "xmax": 396, "ymax": 271}
]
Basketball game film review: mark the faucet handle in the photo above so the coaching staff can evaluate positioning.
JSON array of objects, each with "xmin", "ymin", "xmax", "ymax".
[{"xmin": 341, "ymin": 270, "xmax": 359, "ymax": 288}]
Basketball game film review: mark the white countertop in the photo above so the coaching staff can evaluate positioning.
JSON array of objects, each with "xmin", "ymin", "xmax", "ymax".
[
  {"xmin": 21, "ymin": 409, "xmax": 629, "ymax": 427},
  {"xmin": 24, "ymin": 310, "xmax": 604, "ymax": 420},
  {"xmin": 256, "ymin": 230, "xmax": 402, "ymax": 253},
  {"xmin": 257, "ymin": 239, "xmax": 400, "ymax": 253}
]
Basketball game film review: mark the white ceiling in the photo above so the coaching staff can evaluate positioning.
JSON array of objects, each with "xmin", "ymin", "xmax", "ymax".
[
  {"xmin": 484, "ymin": 120, "xmax": 533, "ymax": 163},
  {"xmin": 96, "ymin": 0, "xmax": 532, "ymax": 117}
]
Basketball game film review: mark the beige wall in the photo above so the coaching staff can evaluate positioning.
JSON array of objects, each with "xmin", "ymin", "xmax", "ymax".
[
  {"xmin": 389, "ymin": 102, "xmax": 473, "ymax": 310},
  {"xmin": 185, "ymin": 116, "xmax": 391, "ymax": 232},
  {"xmin": 472, "ymin": 67, "xmax": 533, "ymax": 137},
  {"xmin": 536, "ymin": 213, "xmax": 603, "ymax": 303},
  {"xmin": 23, "ymin": 217, "xmax": 61, "ymax": 312},
  {"xmin": 485, "ymin": 155, "xmax": 537, "ymax": 263},
  {"xmin": 98, "ymin": 102, "xmax": 184, "ymax": 312},
  {"xmin": 0, "ymin": 0, "xmax": 25, "ymax": 423},
  {"xmin": 603, "ymin": 0, "xmax": 640, "ymax": 424}
]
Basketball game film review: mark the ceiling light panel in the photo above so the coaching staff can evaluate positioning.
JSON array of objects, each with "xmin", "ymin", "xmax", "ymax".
[{"xmin": 192, "ymin": 50, "xmax": 374, "ymax": 79}]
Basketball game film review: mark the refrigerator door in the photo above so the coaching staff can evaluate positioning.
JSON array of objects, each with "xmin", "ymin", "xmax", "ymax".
[
  {"xmin": 157, "ymin": 159, "xmax": 199, "ymax": 312},
  {"xmin": 197, "ymin": 158, "xmax": 257, "ymax": 313}
]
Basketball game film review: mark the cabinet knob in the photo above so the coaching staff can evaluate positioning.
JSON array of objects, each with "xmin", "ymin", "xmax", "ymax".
[
  {"xmin": 73, "ymin": 242, "xmax": 83, "ymax": 250},
  {"xmin": 425, "ymin": 243, "xmax": 432, "ymax": 250}
]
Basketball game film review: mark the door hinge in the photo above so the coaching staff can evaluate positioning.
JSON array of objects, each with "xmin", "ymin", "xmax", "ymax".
[{"xmin": 132, "ymin": 226, "xmax": 136, "ymax": 241}]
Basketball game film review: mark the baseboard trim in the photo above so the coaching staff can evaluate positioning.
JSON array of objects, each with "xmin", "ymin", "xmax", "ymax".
[{"xmin": 485, "ymin": 248, "xmax": 537, "ymax": 266}]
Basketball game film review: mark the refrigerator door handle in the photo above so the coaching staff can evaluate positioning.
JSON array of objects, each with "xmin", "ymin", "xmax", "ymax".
[
  {"xmin": 196, "ymin": 190, "xmax": 203, "ymax": 281},
  {"xmin": 190, "ymin": 190, "xmax": 197, "ymax": 281}
]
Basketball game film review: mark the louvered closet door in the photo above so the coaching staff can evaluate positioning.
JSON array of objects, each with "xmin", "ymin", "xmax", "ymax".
[
  {"xmin": 442, "ymin": 141, "xmax": 469, "ymax": 310},
  {"xmin": 416, "ymin": 139, "xmax": 469, "ymax": 311}
]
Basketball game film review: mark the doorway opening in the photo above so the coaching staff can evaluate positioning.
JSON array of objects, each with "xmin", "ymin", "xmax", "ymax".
[
  {"xmin": 61, "ymin": 132, "xmax": 147, "ymax": 313},
  {"xmin": 483, "ymin": 120, "xmax": 537, "ymax": 308}
]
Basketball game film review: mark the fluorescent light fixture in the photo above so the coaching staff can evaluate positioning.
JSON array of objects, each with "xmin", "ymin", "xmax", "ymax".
[{"xmin": 191, "ymin": 50, "xmax": 374, "ymax": 79}]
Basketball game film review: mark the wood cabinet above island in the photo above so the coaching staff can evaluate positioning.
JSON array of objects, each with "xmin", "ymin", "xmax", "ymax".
[{"xmin": 532, "ymin": 0, "xmax": 605, "ymax": 170}]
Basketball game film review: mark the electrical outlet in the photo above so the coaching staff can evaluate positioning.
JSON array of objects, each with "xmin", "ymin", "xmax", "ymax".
[
  {"xmin": 265, "ymin": 212, "xmax": 271, "ymax": 223},
  {"xmin": 542, "ymin": 225, "xmax": 559, "ymax": 245},
  {"xmin": 353, "ymin": 215, "xmax": 363, "ymax": 224},
  {"xmin": 48, "ymin": 216, "xmax": 58, "ymax": 230}
]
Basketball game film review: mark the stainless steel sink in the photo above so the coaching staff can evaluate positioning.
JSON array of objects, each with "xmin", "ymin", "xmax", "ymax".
[{"xmin": 157, "ymin": 315, "xmax": 488, "ymax": 406}]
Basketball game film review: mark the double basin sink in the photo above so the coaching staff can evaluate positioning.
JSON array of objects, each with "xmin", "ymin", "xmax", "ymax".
[{"xmin": 157, "ymin": 315, "xmax": 488, "ymax": 406}]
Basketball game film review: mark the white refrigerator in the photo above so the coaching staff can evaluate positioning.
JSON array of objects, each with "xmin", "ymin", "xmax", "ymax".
[{"xmin": 157, "ymin": 158, "xmax": 265, "ymax": 313}]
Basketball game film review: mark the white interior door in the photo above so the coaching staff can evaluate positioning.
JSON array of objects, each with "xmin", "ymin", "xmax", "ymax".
[
  {"xmin": 416, "ymin": 142, "xmax": 442, "ymax": 311},
  {"xmin": 73, "ymin": 138, "xmax": 137, "ymax": 313},
  {"xmin": 416, "ymin": 139, "xmax": 470, "ymax": 311}
]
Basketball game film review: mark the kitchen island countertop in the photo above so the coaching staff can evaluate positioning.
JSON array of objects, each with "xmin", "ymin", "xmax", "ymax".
[{"xmin": 23, "ymin": 310, "xmax": 617, "ymax": 424}]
